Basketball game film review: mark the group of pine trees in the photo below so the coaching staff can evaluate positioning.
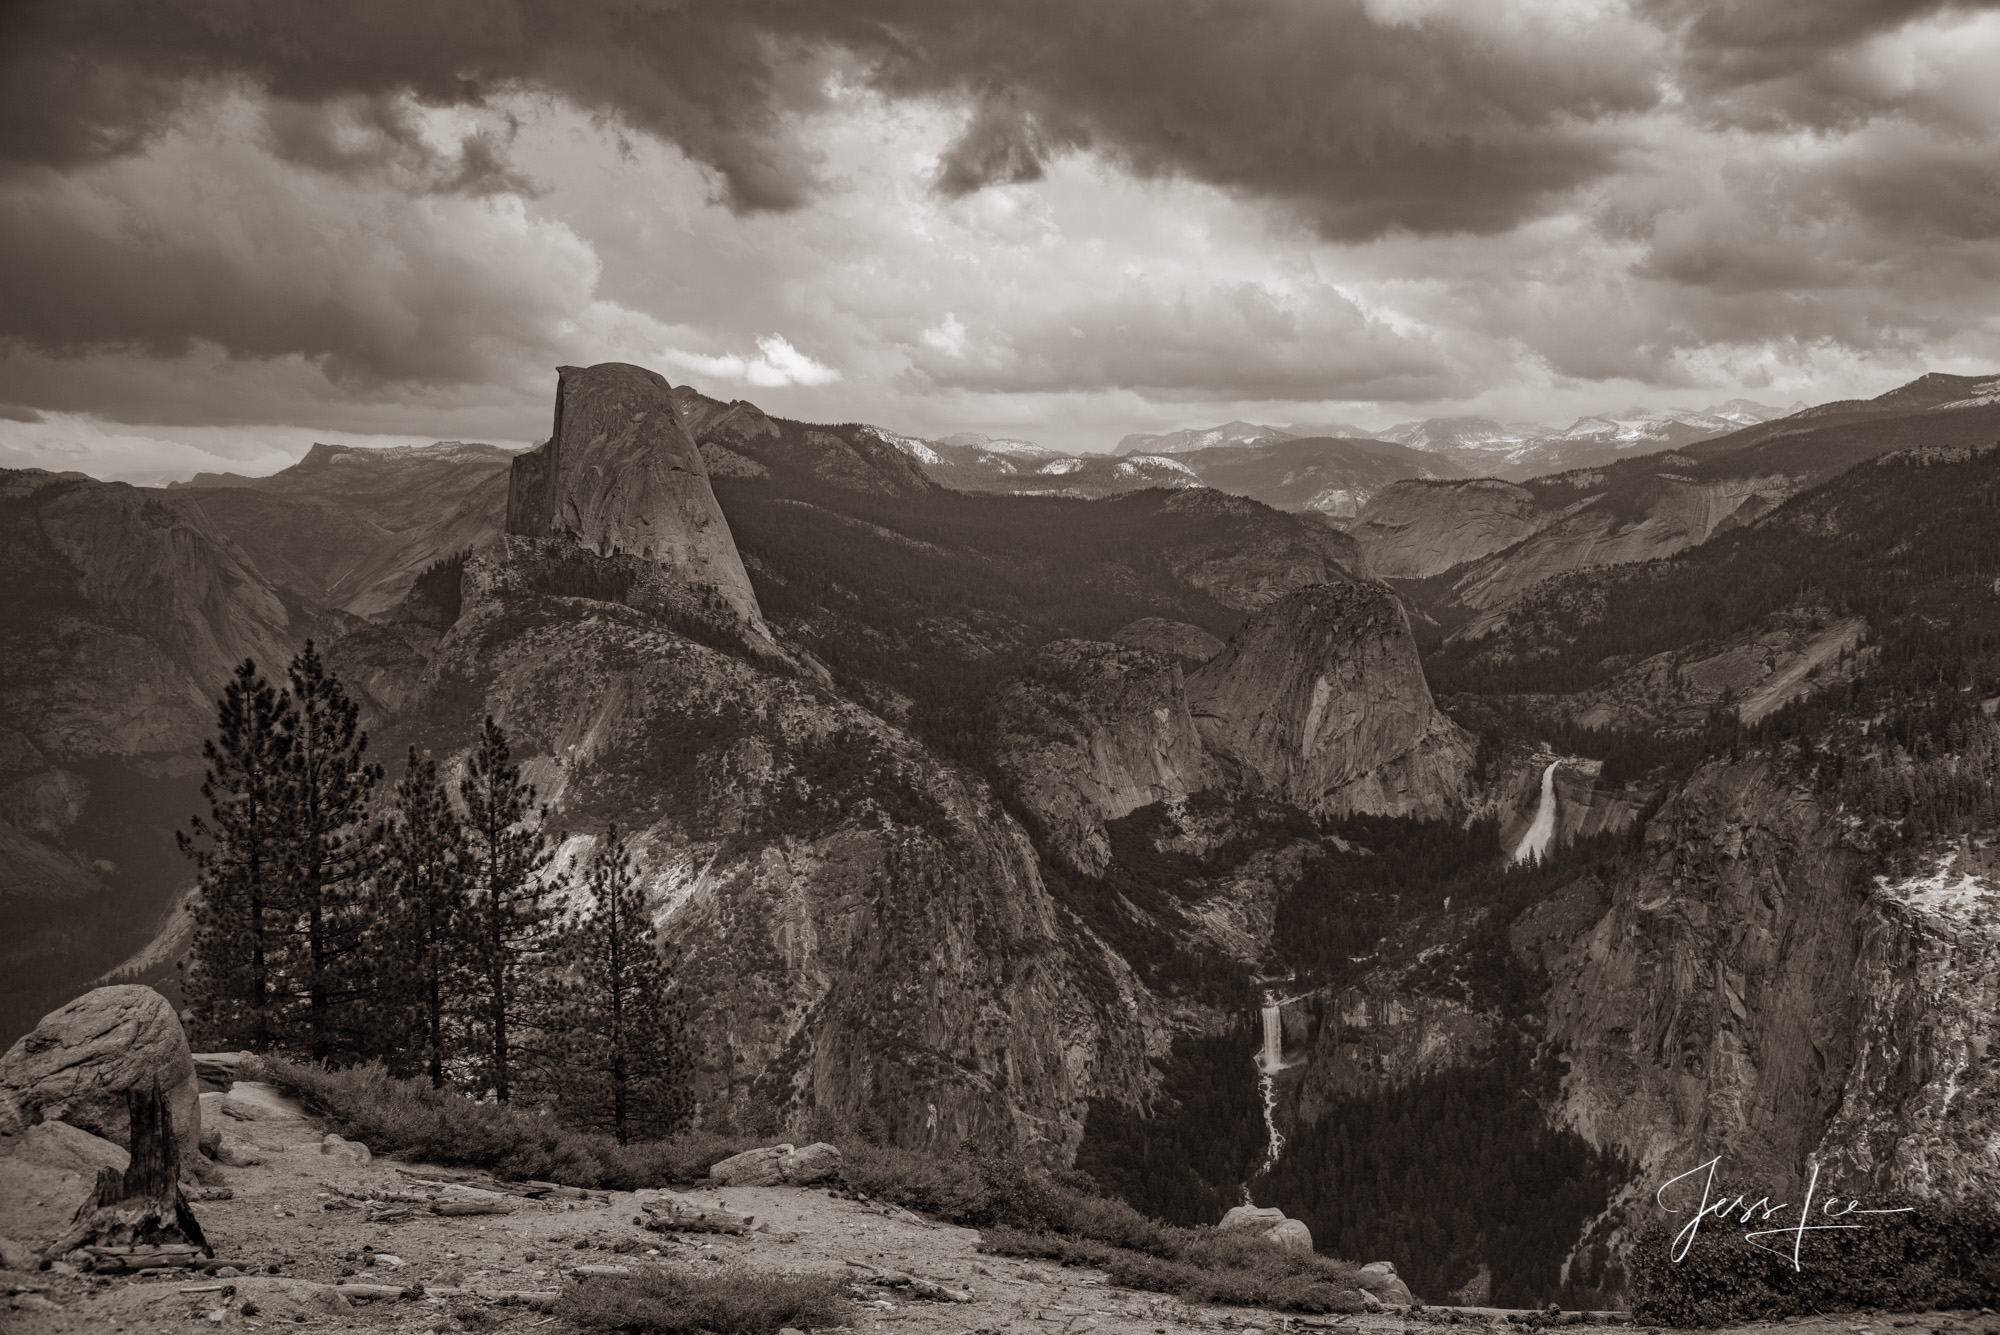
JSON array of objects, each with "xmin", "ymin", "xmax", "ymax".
[{"xmin": 178, "ymin": 644, "xmax": 689, "ymax": 1142}]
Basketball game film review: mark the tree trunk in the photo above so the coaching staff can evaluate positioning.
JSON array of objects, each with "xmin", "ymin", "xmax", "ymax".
[{"xmin": 42, "ymin": 1086, "xmax": 210, "ymax": 1265}]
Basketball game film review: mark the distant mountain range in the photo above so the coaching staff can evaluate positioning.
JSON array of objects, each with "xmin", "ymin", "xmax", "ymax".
[{"xmin": 1107, "ymin": 400, "xmax": 1799, "ymax": 481}]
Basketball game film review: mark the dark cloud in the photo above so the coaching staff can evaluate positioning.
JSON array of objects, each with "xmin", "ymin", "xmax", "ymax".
[
  {"xmin": 0, "ymin": 403, "xmax": 46, "ymax": 423},
  {"xmin": 0, "ymin": 0, "xmax": 1667, "ymax": 236},
  {"xmin": 934, "ymin": 98, "xmax": 1084, "ymax": 198},
  {"xmin": 1643, "ymin": 0, "xmax": 2000, "ymax": 126}
]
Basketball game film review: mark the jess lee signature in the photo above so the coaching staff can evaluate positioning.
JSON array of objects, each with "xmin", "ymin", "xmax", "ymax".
[{"xmin": 1657, "ymin": 1158, "xmax": 1913, "ymax": 1269}]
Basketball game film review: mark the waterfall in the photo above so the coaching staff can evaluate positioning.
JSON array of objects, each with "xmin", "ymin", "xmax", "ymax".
[
  {"xmin": 1513, "ymin": 760, "xmax": 1561, "ymax": 865},
  {"xmin": 1253, "ymin": 993, "xmax": 1286, "ymax": 1179}
]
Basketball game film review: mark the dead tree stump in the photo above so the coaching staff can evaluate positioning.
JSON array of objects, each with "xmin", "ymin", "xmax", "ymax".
[{"xmin": 42, "ymin": 1084, "xmax": 211, "ymax": 1264}]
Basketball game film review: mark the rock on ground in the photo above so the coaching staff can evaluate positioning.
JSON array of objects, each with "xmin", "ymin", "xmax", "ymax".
[
  {"xmin": 0, "ymin": 985, "xmax": 201, "ymax": 1168},
  {"xmin": 0, "ymin": 1119, "xmax": 130, "ymax": 1249},
  {"xmin": 708, "ymin": 1141, "xmax": 845, "ymax": 1187}
]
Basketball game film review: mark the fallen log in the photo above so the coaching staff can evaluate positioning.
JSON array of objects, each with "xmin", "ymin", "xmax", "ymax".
[
  {"xmin": 366, "ymin": 1203, "xmax": 416, "ymax": 1224},
  {"xmin": 332, "ymin": 1283, "xmax": 412, "ymax": 1302},
  {"xmin": 844, "ymin": 1259, "xmax": 973, "ymax": 1303},
  {"xmin": 432, "ymin": 1193, "xmax": 516, "ymax": 1217},
  {"xmin": 638, "ymin": 1194, "xmax": 753, "ymax": 1235}
]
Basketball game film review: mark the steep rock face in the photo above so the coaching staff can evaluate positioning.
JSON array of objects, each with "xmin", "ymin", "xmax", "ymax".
[
  {"xmin": 1448, "ymin": 473, "xmax": 1794, "ymax": 614},
  {"xmin": 417, "ymin": 543, "xmax": 1149, "ymax": 1157},
  {"xmin": 1349, "ymin": 479, "xmax": 1557, "ymax": 580},
  {"xmin": 1186, "ymin": 582, "xmax": 1473, "ymax": 818},
  {"xmin": 1539, "ymin": 761, "xmax": 2000, "ymax": 1202},
  {"xmin": 507, "ymin": 363, "xmax": 765, "ymax": 631},
  {"xmin": 184, "ymin": 441, "xmax": 510, "ymax": 618},
  {"xmin": 1111, "ymin": 618, "xmax": 1225, "ymax": 668},
  {"xmin": 671, "ymin": 386, "xmax": 937, "ymax": 498},
  {"xmin": 987, "ymin": 640, "xmax": 1220, "ymax": 873},
  {"xmin": 1145, "ymin": 490, "xmax": 1358, "ymax": 610}
]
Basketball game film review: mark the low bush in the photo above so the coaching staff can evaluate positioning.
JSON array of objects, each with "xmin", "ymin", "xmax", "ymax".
[
  {"xmin": 1629, "ymin": 1199, "xmax": 2000, "ymax": 1326},
  {"xmin": 557, "ymin": 1264, "xmax": 851, "ymax": 1335},
  {"xmin": 983, "ymin": 1227, "xmax": 1367, "ymax": 1314},
  {"xmin": 262, "ymin": 1060, "xmax": 1379, "ymax": 1315},
  {"xmin": 259, "ymin": 1058, "xmax": 754, "ymax": 1189},
  {"xmin": 837, "ymin": 1143, "xmax": 1369, "ymax": 1313}
]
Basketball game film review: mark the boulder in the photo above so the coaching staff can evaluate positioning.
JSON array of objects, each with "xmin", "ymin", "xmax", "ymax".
[
  {"xmin": 191, "ymin": 1051, "xmax": 259, "ymax": 1092},
  {"xmin": 708, "ymin": 1144, "xmax": 791, "ymax": 1187},
  {"xmin": 214, "ymin": 1136, "xmax": 265, "ymax": 1168},
  {"xmin": 506, "ymin": 362, "xmax": 767, "ymax": 633},
  {"xmin": 0, "ymin": 1120, "xmax": 129, "ymax": 1249},
  {"xmin": 197, "ymin": 1092, "xmax": 226, "ymax": 1155},
  {"xmin": 321, "ymin": 1133, "xmax": 371, "ymax": 1164},
  {"xmin": 1264, "ymin": 1218, "xmax": 1314, "ymax": 1253},
  {"xmin": 0, "ymin": 985, "xmax": 201, "ymax": 1167},
  {"xmin": 0, "ymin": 1234, "xmax": 37, "ymax": 1271},
  {"xmin": 779, "ymin": 1141, "xmax": 842, "ymax": 1185},
  {"xmin": 1360, "ymin": 1261, "xmax": 1414, "ymax": 1305},
  {"xmin": 1218, "ymin": 1204, "xmax": 1288, "ymax": 1234},
  {"xmin": 222, "ymin": 1080, "xmax": 306, "ymax": 1121}
]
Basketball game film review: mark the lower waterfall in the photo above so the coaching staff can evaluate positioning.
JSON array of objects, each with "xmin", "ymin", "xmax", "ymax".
[{"xmin": 1253, "ymin": 993, "xmax": 1286, "ymax": 1181}]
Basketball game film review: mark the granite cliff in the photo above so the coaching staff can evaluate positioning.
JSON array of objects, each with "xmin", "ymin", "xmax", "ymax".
[
  {"xmin": 987, "ymin": 640, "xmax": 1219, "ymax": 874},
  {"xmin": 1187, "ymin": 582, "xmax": 1473, "ymax": 818},
  {"xmin": 507, "ymin": 363, "xmax": 767, "ymax": 633}
]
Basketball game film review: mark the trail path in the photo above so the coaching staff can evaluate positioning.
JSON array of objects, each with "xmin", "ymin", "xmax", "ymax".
[{"xmin": 6, "ymin": 1112, "xmax": 1996, "ymax": 1335}]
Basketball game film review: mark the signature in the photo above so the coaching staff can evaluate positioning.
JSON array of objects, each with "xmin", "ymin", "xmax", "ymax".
[{"xmin": 1656, "ymin": 1158, "xmax": 1914, "ymax": 1270}]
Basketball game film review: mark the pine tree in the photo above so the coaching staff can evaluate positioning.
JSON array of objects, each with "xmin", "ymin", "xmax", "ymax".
[
  {"xmin": 277, "ymin": 642, "xmax": 382, "ymax": 1062},
  {"xmin": 179, "ymin": 660, "xmax": 295, "ymax": 1049},
  {"xmin": 374, "ymin": 748, "xmax": 470, "ymax": 1086},
  {"xmin": 550, "ymin": 824, "xmax": 691, "ymax": 1143},
  {"xmin": 460, "ymin": 717, "xmax": 559, "ymax": 1102}
]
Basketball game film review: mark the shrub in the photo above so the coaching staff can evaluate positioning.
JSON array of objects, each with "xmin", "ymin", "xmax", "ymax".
[
  {"xmin": 837, "ymin": 1143, "xmax": 1370, "ymax": 1313},
  {"xmin": 558, "ymin": 1264, "xmax": 851, "ymax": 1335},
  {"xmin": 258, "ymin": 1057, "xmax": 753, "ymax": 1189},
  {"xmin": 263, "ymin": 1060, "xmax": 1381, "ymax": 1315},
  {"xmin": 1629, "ymin": 1198, "xmax": 2000, "ymax": 1327},
  {"xmin": 982, "ymin": 1227, "xmax": 1366, "ymax": 1314}
]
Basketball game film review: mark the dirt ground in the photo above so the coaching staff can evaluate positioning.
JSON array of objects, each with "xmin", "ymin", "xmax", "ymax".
[{"xmin": 6, "ymin": 1111, "xmax": 1999, "ymax": 1335}]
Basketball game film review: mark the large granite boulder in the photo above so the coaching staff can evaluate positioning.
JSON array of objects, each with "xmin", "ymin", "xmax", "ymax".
[
  {"xmin": 1218, "ymin": 1203, "xmax": 1314, "ymax": 1253},
  {"xmin": 0, "ymin": 985, "xmax": 201, "ymax": 1167},
  {"xmin": 1187, "ymin": 581, "xmax": 1472, "ymax": 819},
  {"xmin": 0, "ymin": 1119, "xmax": 130, "ymax": 1250},
  {"xmin": 708, "ymin": 1141, "xmax": 845, "ymax": 1187},
  {"xmin": 1359, "ymin": 1261, "xmax": 1414, "ymax": 1305},
  {"xmin": 506, "ymin": 362, "xmax": 767, "ymax": 634}
]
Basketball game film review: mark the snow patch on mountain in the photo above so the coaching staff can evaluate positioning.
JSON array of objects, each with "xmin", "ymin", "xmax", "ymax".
[{"xmin": 868, "ymin": 428, "xmax": 943, "ymax": 465}]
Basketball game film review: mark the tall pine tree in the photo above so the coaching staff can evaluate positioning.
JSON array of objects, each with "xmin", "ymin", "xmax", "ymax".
[
  {"xmin": 460, "ymin": 717, "xmax": 558, "ymax": 1102},
  {"xmin": 550, "ymin": 825, "xmax": 691, "ymax": 1143},
  {"xmin": 374, "ymin": 748, "xmax": 470, "ymax": 1086},
  {"xmin": 277, "ymin": 642, "xmax": 382, "ymax": 1062},
  {"xmin": 179, "ymin": 660, "xmax": 294, "ymax": 1049}
]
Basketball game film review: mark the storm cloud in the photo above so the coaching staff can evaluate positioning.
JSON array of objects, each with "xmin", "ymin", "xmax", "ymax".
[{"xmin": 0, "ymin": 0, "xmax": 1997, "ymax": 465}]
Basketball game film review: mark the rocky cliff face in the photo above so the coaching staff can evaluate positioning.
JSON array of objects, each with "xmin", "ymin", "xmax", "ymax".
[
  {"xmin": 1534, "ymin": 760, "xmax": 2000, "ymax": 1203},
  {"xmin": 1349, "ymin": 479, "xmax": 1560, "ymax": 580},
  {"xmin": 507, "ymin": 363, "xmax": 766, "ymax": 632},
  {"xmin": 987, "ymin": 640, "xmax": 1219, "ymax": 873},
  {"xmin": 183, "ymin": 441, "xmax": 510, "ymax": 619},
  {"xmin": 415, "ymin": 541, "xmax": 1149, "ymax": 1156},
  {"xmin": 1448, "ymin": 473, "xmax": 1794, "ymax": 616},
  {"xmin": 1187, "ymin": 582, "xmax": 1473, "ymax": 818}
]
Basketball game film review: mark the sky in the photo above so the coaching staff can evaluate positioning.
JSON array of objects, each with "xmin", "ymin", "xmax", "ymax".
[{"xmin": 2, "ymin": 0, "xmax": 1998, "ymax": 483}]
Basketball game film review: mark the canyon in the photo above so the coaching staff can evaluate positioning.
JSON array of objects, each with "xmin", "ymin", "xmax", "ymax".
[{"xmin": 5, "ymin": 364, "xmax": 2000, "ymax": 1310}]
